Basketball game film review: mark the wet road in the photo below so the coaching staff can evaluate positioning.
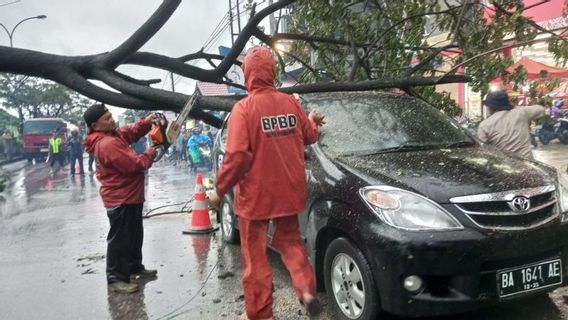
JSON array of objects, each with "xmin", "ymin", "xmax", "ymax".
[{"xmin": 0, "ymin": 141, "xmax": 567, "ymax": 320}]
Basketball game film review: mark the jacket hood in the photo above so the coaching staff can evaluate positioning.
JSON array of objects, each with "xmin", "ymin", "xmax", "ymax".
[
  {"xmin": 243, "ymin": 46, "xmax": 276, "ymax": 93},
  {"xmin": 336, "ymin": 146, "xmax": 556, "ymax": 203},
  {"xmin": 84, "ymin": 131, "xmax": 107, "ymax": 153}
]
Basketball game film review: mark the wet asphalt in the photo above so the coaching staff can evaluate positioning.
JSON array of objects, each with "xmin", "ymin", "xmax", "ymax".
[{"xmin": 0, "ymin": 140, "xmax": 567, "ymax": 320}]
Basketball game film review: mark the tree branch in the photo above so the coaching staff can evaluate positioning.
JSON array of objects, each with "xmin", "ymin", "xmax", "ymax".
[
  {"xmin": 405, "ymin": 44, "xmax": 458, "ymax": 77},
  {"xmin": 99, "ymin": 0, "xmax": 182, "ymax": 67},
  {"xmin": 54, "ymin": 67, "xmax": 158, "ymax": 109},
  {"xmin": 126, "ymin": 52, "xmax": 222, "ymax": 82},
  {"xmin": 279, "ymin": 75, "xmax": 471, "ymax": 94},
  {"xmin": 90, "ymin": 68, "xmax": 187, "ymax": 108},
  {"xmin": 214, "ymin": 0, "xmax": 296, "ymax": 78},
  {"xmin": 178, "ymin": 51, "xmax": 227, "ymax": 64},
  {"xmin": 492, "ymin": 1, "xmax": 566, "ymax": 40},
  {"xmin": 438, "ymin": 36, "xmax": 558, "ymax": 83},
  {"xmin": 114, "ymin": 71, "xmax": 161, "ymax": 86}
]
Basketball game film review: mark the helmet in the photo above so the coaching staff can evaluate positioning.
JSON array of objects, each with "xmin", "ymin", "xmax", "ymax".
[
  {"xmin": 554, "ymin": 100, "xmax": 564, "ymax": 108},
  {"xmin": 191, "ymin": 127, "xmax": 202, "ymax": 134}
]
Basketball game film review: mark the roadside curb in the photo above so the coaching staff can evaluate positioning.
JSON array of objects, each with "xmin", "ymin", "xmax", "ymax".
[
  {"xmin": 0, "ymin": 158, "xmax": 27, "ymax": 174},
  {"xmin": 0, "ymin": 156, "xmax": 24, "ymax": 167}
]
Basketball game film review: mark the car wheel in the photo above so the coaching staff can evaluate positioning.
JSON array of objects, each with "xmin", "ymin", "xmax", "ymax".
[
  {"xmin": 324, "ymin": 238, "xmax": 381, "ymax": 320},
  {"xmin": 220, "ymin": 196, "xmax": 239, "ymax": 244}
]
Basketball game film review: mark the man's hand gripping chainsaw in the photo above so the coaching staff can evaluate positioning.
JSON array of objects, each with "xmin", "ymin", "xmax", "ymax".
[{"xmin": 148, "ymin": 91, "xmax": 199, "ymax": 162}]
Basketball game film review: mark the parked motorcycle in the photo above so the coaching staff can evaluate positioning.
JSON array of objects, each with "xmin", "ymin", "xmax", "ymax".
[{"xmin": 538, "ymin": 118, "xmax": 568, "ymax": 145}]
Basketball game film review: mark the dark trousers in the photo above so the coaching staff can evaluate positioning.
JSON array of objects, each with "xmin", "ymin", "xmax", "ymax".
[
  {"xmin": 49, "ymin": 153, "xmax": 64, "ymax": 167},
  {"xmin": 69, "ymin": 154, "xmax": 84, "ymax": 174},
  {"xmin": 88, "ymin": 153, "xmax": 95, "ymax": 171},
  {"xmin": 106, "ymin": 204, "xmax": 145, "ymax": 283}
]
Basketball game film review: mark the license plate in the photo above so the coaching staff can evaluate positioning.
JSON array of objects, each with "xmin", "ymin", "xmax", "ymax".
[
  {"xmin": 40, "ymin": 148, "xmax": 48, "ymax": 152},
  {"xmin": 497, "ymin": 258, "xmax": 563, "ymax": 298}
]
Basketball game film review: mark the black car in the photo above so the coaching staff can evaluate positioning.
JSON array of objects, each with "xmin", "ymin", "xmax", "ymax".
[{"xmin": 213, "ymin": 91, "xmax": 568, "ymax": 320}]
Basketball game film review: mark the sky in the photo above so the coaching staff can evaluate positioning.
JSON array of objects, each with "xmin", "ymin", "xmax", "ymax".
[{"xmin": 0, "ymin": 0, "xmax": 254, "ymax": 115}]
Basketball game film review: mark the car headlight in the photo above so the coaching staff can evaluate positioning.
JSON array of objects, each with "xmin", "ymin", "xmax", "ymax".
[
  {"xmin": 359, "ymin": 186, "xmax": 463, "ymax": 231},
  {"xmin": 557, "ymin": 171, "xmax": 568, "ymax": 219}
]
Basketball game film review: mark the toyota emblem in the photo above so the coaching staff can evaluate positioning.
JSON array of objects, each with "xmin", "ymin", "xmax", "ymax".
[{"xmin": 508, "ymin": 196, "xmax": 531, "ymax": 212}]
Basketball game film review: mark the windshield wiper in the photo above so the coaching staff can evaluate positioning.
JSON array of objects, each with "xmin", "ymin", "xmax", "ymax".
[
  {"xmin": 438, "ymin": 141, "xmax": 476, "ymax": 148},
  {"xmin": 342, "ymin": 140, "xmax": 476, "ymax": 157},
  {"xmin": 361, "ymin": 143, "xmax": 436, "ymax": 155}
]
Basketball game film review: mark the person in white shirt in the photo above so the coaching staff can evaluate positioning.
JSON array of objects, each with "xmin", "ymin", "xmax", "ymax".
[{"xmin": 477, "ymin": 90, "xmax": 544, "ymax": 159}]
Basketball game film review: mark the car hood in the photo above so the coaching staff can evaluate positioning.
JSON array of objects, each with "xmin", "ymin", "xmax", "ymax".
[{"xmin": 335, "ymin": 146, "xmax": 556, "ymax": 203}]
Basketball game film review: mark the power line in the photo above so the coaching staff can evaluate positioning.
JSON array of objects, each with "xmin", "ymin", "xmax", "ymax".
[
  {"xmin": 0, "ymin": 0, "xmax": 21, "ymax": 8},
  {"xmin": 202, "ymin": 13, "xmax": 230, "ymax": 50},
  {"xmin": 170, "ymin": 0, "xmax": 271, "ymax": 89}
]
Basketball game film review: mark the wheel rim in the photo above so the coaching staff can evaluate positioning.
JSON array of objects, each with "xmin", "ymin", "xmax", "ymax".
[
  {"xmin": 221, "ymin": 202, "xmax": 232, "ymax": 237},
  {"xmin": 331, "ymin": 253, "xmax": 365, "ymax": 319}
]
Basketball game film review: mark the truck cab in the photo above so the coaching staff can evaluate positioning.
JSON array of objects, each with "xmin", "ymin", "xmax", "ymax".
[{"xmin": 22, "ymin": 118, "xmax": 68, "ymax": 162}]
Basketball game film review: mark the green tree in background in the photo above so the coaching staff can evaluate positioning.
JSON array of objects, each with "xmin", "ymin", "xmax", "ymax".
[
  {"xmin": 0, "ymin": 108, "xmax": 18, "ymax": 134},
  {"xmin": 0, "ymin": 75, "xmax": 94, "ymax": 132},
  {"xmin": 285, "ymin": 0, "xmax": 568, "ymax": 116}
]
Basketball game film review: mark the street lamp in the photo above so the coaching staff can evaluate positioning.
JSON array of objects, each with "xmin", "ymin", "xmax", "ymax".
[{"xmin": 0, "ymin": 14, "xmax": 47, "ymax": 47}]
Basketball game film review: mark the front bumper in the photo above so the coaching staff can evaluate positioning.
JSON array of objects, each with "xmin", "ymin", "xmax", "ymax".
[{"xmin": 366, "ymin": 221, "xmax": 568, "ymax": 317}]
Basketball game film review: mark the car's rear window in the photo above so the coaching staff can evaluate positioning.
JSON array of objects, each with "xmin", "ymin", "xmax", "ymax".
[
  {"xmin": 303, "ymin": 92, "xmax": 472, "ymax": 156},
  {"xmin": 23, "ymin": 121, "xmax": 65, "ymax": 135}
]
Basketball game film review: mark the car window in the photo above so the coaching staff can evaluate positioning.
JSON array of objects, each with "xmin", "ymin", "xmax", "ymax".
[{"xmin": 303, "ymin": 93, "xmax": 472, "ymax": 156}]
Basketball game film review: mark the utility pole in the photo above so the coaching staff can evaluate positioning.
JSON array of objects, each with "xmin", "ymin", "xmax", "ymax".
[
  {"xmin": 269, "ymin": 0, "xmax": 275, "ymax": 35},
  {"xmin": 229, "ymin": 0, "xmax": 242, "ymax": 45}
]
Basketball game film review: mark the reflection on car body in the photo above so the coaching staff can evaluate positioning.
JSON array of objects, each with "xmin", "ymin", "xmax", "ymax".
[{"xmin": 213, "ymin": 91, "xmax": 568, "ymax": 320}]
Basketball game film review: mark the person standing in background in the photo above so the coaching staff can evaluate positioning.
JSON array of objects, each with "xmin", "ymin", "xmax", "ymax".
[{"xmin": 68, "ymin": 130, "xmax": 85, "ymax": 175}]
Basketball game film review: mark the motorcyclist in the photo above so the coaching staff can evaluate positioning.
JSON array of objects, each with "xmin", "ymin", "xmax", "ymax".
[
  {"xmin": 187, "ymin": 127, "xmax": 212, "ymax": 172},
  {"xmin": 547, "ymin": 100, "xmax": 563, "ymax": 119}
]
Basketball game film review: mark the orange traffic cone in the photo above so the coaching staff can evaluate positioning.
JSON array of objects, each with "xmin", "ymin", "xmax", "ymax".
[{"xmin": 182, "ymin": 173, "xmax": 218, "ymax": 235}]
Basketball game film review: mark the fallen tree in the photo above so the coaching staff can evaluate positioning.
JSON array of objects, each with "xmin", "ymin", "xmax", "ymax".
[{"xmin": 0, "ymin": 0, "xmax": 565, "ymax": 127}]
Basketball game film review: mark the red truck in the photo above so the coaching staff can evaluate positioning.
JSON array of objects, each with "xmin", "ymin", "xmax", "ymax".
[{"xmin": 22, "ymin": 118, "xmax": 68, "ymax": 162}]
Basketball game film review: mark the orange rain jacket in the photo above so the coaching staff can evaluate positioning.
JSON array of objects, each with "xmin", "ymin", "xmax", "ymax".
[{"xmin": 215, "ymin": 47, "xmax": 319, "ymax": 220}]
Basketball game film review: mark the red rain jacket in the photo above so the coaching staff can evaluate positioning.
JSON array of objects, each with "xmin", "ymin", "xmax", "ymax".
[
  {"xmin": 84, "ymin": 118, "xmax": 155, "ymax": 208},
  {"xmin": 215, "ymin": 47, "xmax": 319, "ymax": 220}
]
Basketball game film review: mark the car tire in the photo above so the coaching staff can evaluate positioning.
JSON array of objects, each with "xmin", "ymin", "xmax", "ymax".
[
  {"xmin": 220, "ymin": 195, "xmax": 239, "ymax": 244},
  {"xmin": 324, "ymin": 238, "xmax": 381, "ymax": 320}
]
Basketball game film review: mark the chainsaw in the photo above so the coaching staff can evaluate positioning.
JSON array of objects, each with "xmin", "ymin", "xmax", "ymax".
[{"xmin": 149, "ymin": 91, "xmax": 199, "ymax": 161}]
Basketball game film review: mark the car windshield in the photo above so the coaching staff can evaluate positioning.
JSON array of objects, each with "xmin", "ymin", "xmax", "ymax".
[
  {"xmin": 23, "ymin": 121, "xmax": 64, "ymax": 135},
  {"xmin": 303, "ymin": 92, "xmax": 474, "ymax": 156}
]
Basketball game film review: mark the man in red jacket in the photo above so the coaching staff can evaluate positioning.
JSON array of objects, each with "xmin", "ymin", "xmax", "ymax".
[
  {"xmin": 83, "ymin": 103, "xmax": 158, "ymax": 294},
  {"xmin": 208, "ymin": 46, "xmax": 326, "ymax": 320}
]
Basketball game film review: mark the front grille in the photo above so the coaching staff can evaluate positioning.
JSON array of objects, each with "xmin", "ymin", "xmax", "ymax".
[{"xmin": 451, "ymin": 186, "xmax": 558, "ymax": 230}]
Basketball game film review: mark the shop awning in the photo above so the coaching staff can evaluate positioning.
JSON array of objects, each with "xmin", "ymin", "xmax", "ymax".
[
  {"xmin": 509, "ymin": 57, "xmax": 568, "ymax": 79},
  {"xmin": 491, "ymin": 57, "xmax": 568, "ymax": 85}
]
